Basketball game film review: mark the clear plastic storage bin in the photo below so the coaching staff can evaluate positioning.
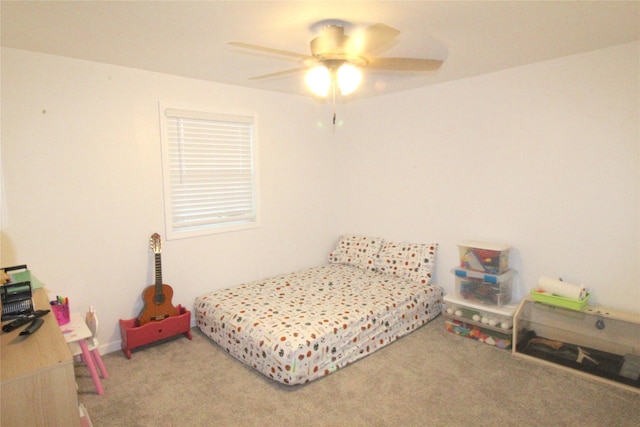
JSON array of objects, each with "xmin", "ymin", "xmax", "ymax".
[
  {"xmin": 443, "ymin": 294, "xmax": 518, "ymax": 349},
  {"xmin": 458, "ymin": 240, "xmax": 510, "ymax": 275},
  {"xmin": 453, "ymin": 267, "xmax": 516, "ymax": 307}
]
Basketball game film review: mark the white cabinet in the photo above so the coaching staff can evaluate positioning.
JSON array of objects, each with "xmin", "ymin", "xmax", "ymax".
[{"xmin": 443, "ymin": 294, "xmax": 518, "ymax": 349}]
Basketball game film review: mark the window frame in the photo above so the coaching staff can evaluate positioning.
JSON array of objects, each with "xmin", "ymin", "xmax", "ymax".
[{"xmin": 159, "ymin": 103, "xmax": 260, "ymax": 240}]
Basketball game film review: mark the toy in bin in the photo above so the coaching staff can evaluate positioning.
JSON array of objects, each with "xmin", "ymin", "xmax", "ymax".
[
  {"xmin": 445, "ymin": 319, "xmax": 512, "ymax": 349},
  {"xmin": 458, "ymin": 240, "xmax": 510, "ymax": 275},
  {"xmin": 453, "ymin": 268, "xmax": 515, "ymax": 307}
]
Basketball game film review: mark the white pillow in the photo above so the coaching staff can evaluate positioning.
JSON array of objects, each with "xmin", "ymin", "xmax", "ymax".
[
  {"xmin": 374, "ymin": 241, "xmax": 438, "ymax": 284},
  {"xmin": 328, "ymin": 235, "xmax": 385, "ymax": 270}
]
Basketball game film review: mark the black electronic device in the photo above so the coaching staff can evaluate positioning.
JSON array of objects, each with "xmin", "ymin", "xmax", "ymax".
[
  {"xmin": 2, "ymin": 310, "xmax": 50, "ymax": 332},
  {"xmin": 19, "ymin": 317, "xmax": 44, "ymax": 336},
  {"xmin": 1, "ymin": 265, "xmax": 35, "ymax": 321}
]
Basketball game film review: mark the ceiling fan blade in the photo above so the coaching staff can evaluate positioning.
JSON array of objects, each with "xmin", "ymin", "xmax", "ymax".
[
  {"xmin": 345, "ymin": 23, "xmax": 400, "ymax": 55},
  {"xmin": 228, "ymin": 42, "xmax": 313, "ymax": 61},
  {"xmin": 249, "ymin": 68, "xmax": 307, "ymax": 80},
  {"xmin": 367, "ymin": 57, "xmax": 443, "ymax": 71}
]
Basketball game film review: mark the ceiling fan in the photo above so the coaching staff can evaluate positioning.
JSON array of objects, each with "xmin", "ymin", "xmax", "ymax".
[{"xmin": 229, "ymin": 22, "xmax": 443, "ymax": 98}]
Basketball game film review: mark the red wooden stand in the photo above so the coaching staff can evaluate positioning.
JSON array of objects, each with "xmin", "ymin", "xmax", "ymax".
[{"xmin": 119, "ymin": 305, "xmax": 192, "ymax": 358}]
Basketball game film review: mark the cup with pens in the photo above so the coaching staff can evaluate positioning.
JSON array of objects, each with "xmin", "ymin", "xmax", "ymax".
[{"xmin": 50, "ymin": 296, "xmax": 70, "ymax": 325}]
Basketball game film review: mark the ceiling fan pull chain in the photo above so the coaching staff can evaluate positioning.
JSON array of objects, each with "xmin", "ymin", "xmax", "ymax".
[{"xmin": 332, "ymin": 79, "xmax": 337, "ymax": 128}]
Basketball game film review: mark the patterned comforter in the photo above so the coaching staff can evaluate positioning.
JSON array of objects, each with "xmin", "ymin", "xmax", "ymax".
[{"xmin": 195, "ymin": 263, "xmax": 443, "ymax": 385}]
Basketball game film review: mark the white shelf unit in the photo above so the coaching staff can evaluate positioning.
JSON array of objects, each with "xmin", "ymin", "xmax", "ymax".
[{"xmin": 443, "ymin": 294, "xmax": 519, "ymax": 349}]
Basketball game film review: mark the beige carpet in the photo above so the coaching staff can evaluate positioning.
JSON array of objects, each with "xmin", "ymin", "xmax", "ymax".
[{"xmin": 76, "ymin": 315, "xmax": 639, "ymax": 427}]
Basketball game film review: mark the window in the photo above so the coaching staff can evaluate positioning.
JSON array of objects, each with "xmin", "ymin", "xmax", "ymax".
[{"xmin": 160, "ymin": 106, "xmax": 258, "ymax": 239}]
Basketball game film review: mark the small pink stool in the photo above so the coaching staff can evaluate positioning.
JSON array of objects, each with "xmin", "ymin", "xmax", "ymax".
[{"xmin": 60, "ymin": 311, "xmax": 108, "ymax": 395}]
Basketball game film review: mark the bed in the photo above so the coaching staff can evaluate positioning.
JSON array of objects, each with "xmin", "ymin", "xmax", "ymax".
[{"xmin": 195, "ymin": 235, "xmax": 443, "ymax": 385}]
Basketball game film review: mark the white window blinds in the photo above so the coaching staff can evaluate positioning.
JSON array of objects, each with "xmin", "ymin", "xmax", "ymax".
[{"xmin": 162, "ymin": 108, "xmax": 257, "ymax": 238}]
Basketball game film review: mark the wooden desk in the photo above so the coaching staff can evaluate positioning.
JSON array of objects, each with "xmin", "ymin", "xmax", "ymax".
[{"xmin": 1, "ymin": 288, "xmax": 80, "ymax": 427}]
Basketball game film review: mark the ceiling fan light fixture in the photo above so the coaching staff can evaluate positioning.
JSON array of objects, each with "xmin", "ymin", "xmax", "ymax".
[
  {"xmin": 337, "ymin": 63, "xmax": 362, "ymax": 95},
  {"xmin": 232, "ymin": 22, "xmax": 445, "ymax": 100},
  {"xmin": 305, "ymin": 66, "xmax": 331, "ymax": 97}
]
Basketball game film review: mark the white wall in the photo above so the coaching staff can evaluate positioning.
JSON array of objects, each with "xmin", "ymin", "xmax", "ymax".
[
  {"xmin": 2, "ymin": 42, "xmax": 638, "ymax": 355},
  {"xmin": 0, "ymin": 48, "xmax": 347, "ymax": 352},
  {"xmin": 334, "ymin": 42, "xmax": 639, "ymax": 312}
]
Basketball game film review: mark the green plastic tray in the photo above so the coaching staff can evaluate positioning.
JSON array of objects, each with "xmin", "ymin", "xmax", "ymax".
[{"xmin": 531, "ymin": 290, "xmax": 590, "ymax": 311}]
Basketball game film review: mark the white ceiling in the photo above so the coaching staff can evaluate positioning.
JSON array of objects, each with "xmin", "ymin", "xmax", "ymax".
[{"xmin": 2, "ymin": 1, "xmax": 639, "ymax": 102}]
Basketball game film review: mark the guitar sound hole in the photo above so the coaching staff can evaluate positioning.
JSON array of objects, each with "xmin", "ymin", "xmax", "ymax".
[{"xmin": 155, "ymin": 295, "xmax": 166, "ymax": 304}]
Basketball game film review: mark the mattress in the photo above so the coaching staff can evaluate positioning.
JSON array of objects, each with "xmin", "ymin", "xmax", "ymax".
[{"xmin": 195, "ymin": 263, "xmax": 443, "ymax": 385}]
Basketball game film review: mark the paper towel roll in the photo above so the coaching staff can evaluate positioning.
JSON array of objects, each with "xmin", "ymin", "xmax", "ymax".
[{"xmin": 537, "ymin": 276, "xmax": 586, "ymax": 300}]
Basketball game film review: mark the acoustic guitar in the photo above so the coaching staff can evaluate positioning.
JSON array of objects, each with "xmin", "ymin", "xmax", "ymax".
[{"xmin": 138, "ymin": 233, "xmax": 178, "ymax": 326}]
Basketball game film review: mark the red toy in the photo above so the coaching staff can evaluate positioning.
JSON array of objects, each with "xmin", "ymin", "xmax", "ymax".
[{"xmin": 119, "ymin": 305, "xmax": 192, "ymax": 359}]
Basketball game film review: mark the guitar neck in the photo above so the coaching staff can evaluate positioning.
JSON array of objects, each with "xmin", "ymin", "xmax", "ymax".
[{"xmin": 155, "ymin": 253, "xmax": 163, "ymax": 292}]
